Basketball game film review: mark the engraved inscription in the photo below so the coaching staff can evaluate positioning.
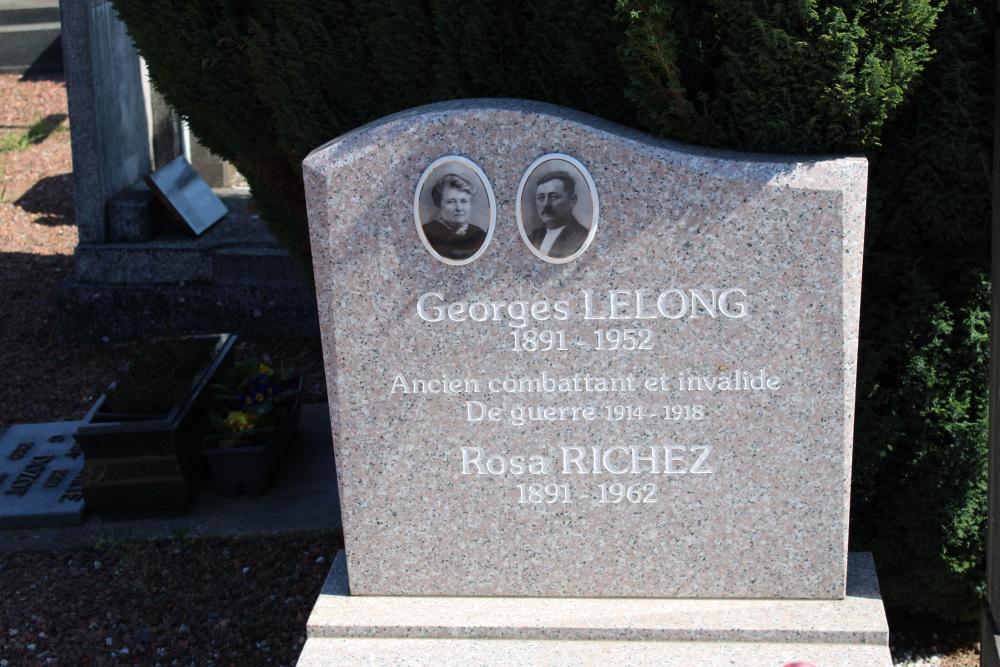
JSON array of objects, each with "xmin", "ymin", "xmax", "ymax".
[
  {"xmin": 461, "ymin": 447, "xmax": 552, "ymax": 475},
  {"xmin": 399, "ymin": 287, "xmax": 776, "ymax": 506},
  {"xmin": 598, "ymin": 483, "xmax": 657, "ymax": 503},
  {"xmin": 560, "ymin": 445, "xmax": 714, "ymax": 475},
  {"xmin": 581, "ymin": 288, "xmax": 748, "ymax": 320},
  {"xmin": 417, "ymin": 291, "xmax": 570, "ymax": 327},
  {"xmin": 5, "ymin": 455, "xmax": 55, "ymax": 496},
  {"xmin": 511, "ymin": 329, "xmax": 569, "ymax": 351},
  {"xmin": 59, "ymin": 471, "xmax": 84, "ymax": 503},
  {"xmin": 461, "ymin": 445, "xmax": 713, "ymax": 505},
  {"xmin": 8, "ymin": 441, "xmax": 34, "ymax": 461},
  {"xmin": 417, "ymin": 287, "xmax": 749, "ymax": 328},
  {"xmin": 43, "ymin": 469, "xmax": 69, "ymax": 488}
]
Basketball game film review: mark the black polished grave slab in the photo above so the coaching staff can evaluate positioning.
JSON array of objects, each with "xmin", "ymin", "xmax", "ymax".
[{"xmin": 0, "ymin": 422, "xmax": 86, "ymax": 529}]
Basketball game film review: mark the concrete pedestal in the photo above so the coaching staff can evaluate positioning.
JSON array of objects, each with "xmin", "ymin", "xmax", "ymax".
[
  {"xmin": 298, "ymin": 552, "xmax": 892, "ymax": 666},
  {"xmin": 58, "ymin": 190, "xmax": 318, "ymax": 342}
]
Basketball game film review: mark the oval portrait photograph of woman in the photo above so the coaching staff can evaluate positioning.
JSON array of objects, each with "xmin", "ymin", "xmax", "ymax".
[
  {"xmin": 414, "ymin": 156, "xmax": 496, "ymax": 265},
  {"xmin": 516, "ymin": 154, "xmax": 599, "ymax": 264}
]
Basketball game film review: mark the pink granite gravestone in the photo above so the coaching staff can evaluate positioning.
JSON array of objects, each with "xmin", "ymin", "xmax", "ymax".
[
  {"xmin": 299, "ymin": 99, "xmax": 890, "ymax": 666},
  {"xmin": 304, "ymin": 99, "xmax": 866, "ymax": 600}
]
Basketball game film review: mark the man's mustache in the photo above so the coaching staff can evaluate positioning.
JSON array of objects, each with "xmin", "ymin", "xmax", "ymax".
[{"xmin": 540, "ymin": 205, "xmax": 555, "ymax": 216}]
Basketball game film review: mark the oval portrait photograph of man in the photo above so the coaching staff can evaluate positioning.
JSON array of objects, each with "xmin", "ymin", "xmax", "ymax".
[
  {"xmin": 414, "ymin": 156, "xmax": 496, "ymax": 265},
  {"xmin": 516, "ymin": 154, "xmax": 599, "ymax": 264}
]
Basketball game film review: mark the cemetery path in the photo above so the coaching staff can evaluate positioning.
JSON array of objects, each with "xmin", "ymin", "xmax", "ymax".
[{"xmin": 0, "ymin": 72, "xmax": 977, "ymax": 667}]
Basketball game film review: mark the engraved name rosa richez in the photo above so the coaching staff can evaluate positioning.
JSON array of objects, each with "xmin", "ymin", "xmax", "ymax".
[
  {"xmin": 460, "ymin": 445, "xmax": 713, "ymax": 475},
  {"xmin": 416, "ymin": 288, "xmax": 749, "ymax": 325}
]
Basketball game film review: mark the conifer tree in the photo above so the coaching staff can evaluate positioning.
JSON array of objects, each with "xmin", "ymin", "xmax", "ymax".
[{"xmin": 617, "ymin": 0, "xmax": 941, "ymax": 152}]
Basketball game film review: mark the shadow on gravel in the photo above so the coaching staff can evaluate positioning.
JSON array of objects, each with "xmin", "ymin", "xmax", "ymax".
[
  {"xmin": 13, "ymin": 172, "xmax": 74, "ymax": 223},
  {"xmin": 0, "ymin": 113, "xmax": 67, "ymax": 137}
]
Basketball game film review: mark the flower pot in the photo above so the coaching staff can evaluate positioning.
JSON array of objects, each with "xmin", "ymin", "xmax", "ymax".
[
  {"xmin": 203, "ymin": 381, "xmax": 303, "ymax": 497},
  {"xmin": 73, "ymin": 334, "xmax": 237, "ymax": 519}
]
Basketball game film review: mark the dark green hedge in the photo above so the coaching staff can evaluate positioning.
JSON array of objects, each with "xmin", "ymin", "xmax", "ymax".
[
  {"xmin": 616, "ymin": 0, "xmax": 940, "ymax": 152},
  {"xmin": 110, "ymin": 0, "xmax": 991, "ymax": 621},
  {"xmin": 848, "ymin": 0, "xmax": 992, "ymax": 621}
]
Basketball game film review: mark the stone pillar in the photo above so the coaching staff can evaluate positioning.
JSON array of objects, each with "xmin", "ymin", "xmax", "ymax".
[{"xmin": 60, "ymin": 0, "xmax": 150, "ymax": 244}]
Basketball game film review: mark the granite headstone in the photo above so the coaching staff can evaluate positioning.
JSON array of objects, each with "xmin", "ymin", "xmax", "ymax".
[{"xmin": 304, "ymin": 99, "xmax": 866, "ymax": 600}]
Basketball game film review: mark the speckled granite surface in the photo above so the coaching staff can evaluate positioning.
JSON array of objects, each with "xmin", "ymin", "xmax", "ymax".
[
  {"xmin": 303, "ymin": 100, "xmax": 867, "ymax": 599},
  {"xmin": 297, "ymin": 639, "xmax": 892, "ymax": 667},
  {"xmin": 309, "ymin": 551, "xmax": 887, "ymax": 643},
  {"xmin": 298, "ymin": 552, "xmax": 891, "ymax": 666}
]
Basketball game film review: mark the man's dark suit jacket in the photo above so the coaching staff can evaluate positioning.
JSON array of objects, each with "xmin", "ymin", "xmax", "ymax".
[{"xmin": 528, "ymin": 217, "xmax": 589, "ymax": 259}]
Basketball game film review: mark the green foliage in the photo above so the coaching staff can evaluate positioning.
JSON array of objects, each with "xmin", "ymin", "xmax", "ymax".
[
  {"xmin": 0, "ymin": 164, "xmax": 8, "ymax": 204},
  {"xmin": 617, "ymin": 0, "xmax": 942, "ymax": 153},
  {"xmin": 205, "ymin": 359, "xmax": 300, "ymax": 448},
  {"xmin": 109, "ymin": 0, "xmax": 634, "ymax": 276},
  {"xmin": 853, "ymin": 292, "xmax": 989, "ymax": 621},
  {"xmin": 0, "ymin": 131, "xmax": 31, "ymax": 153},
  {"xmin": 0, "ymin": 114, "xmax": 68, "ymax": 153},
  {"xmin": 849, "ymin": 0, "xmax": 991, "ymax": 622},
  {"xmin": 618, "ymin": 0, "xmax": 990, "ymax": 622}
]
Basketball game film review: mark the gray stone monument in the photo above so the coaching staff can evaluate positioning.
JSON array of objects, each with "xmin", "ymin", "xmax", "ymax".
[
  {"xmin": 298, "ymin": 100, "xmax": 890, "ymax": 664},
  {"xmin": 61, "ymin": 0, "xmax": 150, "ymax": 245}
]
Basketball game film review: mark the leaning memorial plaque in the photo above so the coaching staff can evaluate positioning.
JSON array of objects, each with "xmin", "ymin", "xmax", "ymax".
[{"xmin": 304, "ymin": 100, "xmax": 866, "ymax": 599}]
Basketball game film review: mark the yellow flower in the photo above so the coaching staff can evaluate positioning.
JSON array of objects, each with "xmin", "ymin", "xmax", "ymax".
[
  {"xmin": 258, "ymin": 363, "xmax": 274, "ymax": 376},
  {"xmin": 224, "ymin": 410, "xmax": 257, "ymax": 433}
]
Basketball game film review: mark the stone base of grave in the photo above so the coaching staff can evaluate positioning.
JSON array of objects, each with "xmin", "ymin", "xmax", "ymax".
[
  {"xmin": 298, "ymin": 551, "xmax": 892, "ymax": 666},
  {"xmin": 0, "ymin": 4, "xmax": 62, "ymax": 75},
  {"xmin": 58, "ymin": 187, "xmax": 318, "ymax": 342}
]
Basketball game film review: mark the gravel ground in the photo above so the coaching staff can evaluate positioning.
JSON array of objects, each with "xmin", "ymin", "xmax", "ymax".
[
  {"xmin": 0, "ymin": 72, "xmax": 983, "ymax": 666},
  {"xmin": 0, "ymin": 534, "xmax": 341, "ymax": 666}
]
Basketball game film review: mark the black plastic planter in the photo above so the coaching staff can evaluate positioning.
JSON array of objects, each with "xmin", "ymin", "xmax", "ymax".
[
  {"xmin": 74, "ymin": 334, "xmax": 237, "ymax": 519},
  {"xmin": 203, "ymin": 379, "xmax": 303, "ymax": 497}
]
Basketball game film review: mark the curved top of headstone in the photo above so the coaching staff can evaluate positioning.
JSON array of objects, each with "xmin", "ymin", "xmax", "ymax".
[
  {"xmin": 303, "ymin": 100, "xmax": 867, "ymax": 600},
  {"xmin": 307, "ymin": 97, "xmax": 865, "ymax": 183}
]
